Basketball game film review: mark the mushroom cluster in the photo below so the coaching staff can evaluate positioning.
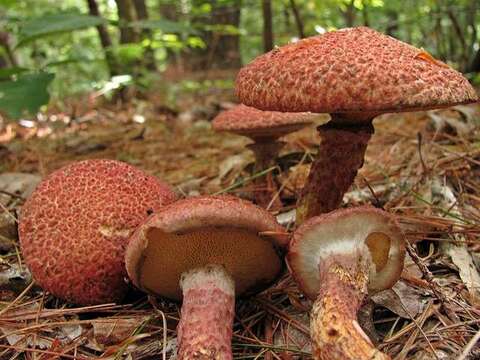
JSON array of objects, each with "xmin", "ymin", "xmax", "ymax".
[
  {"xmin": 236, "ymin": 26, "xmax": 478, "ymax": 223},
  {"xmin": 16, "ymin": 26, "xmax": 478, "ymax": 360}
]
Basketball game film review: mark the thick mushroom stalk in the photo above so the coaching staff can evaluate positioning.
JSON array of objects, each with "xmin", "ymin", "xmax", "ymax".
[
  {"xmin": 311, "ymin": 254, "xmax": 389, "ymax": 360},
  {"xmin": 177, "ymin": 265, "xmax": 235, "ymax": 360},
  {"xmin": 288, "ymin": 207, "xmax": 406, "ymax": 360},
  {"xmin": 297, "ymin": 120, "xmax": 374, "ymax": 223}
]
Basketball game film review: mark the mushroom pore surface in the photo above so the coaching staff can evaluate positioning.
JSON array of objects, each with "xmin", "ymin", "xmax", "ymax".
[
  {"xmin": 288, "ymin": 206, "xmax": 405, "ymax": 299},
  {"xmin": 137, "ymin": 226, "xmax": 282, "ymax": 300}
]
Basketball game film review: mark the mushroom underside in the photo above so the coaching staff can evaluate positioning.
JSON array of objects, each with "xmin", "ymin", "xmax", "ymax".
[{"xmin": 136, "ymin": 226, "xmax": 283, "ymax": 300}]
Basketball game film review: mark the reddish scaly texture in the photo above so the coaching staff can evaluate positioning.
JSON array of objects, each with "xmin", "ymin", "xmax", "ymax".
[
  {"xmin": 296, "ymin": 123, "xmax": 373, "ymax": 223},
  {"xmin": 236, "ymin": 27, "xmax": 478, "ymax": 114},
  {"xmin": 310, "ymin": 258, "xmax": 390, "ymax": 360},
  {"xmin": 212, "ymin": 104, "xmax": 315, "ymax": 138},
  {"xmin": 177, "ymin": 266, "xmax": 235, "ymax": 360},
  {"xmin": 19, "ymin": 159, "xmax": 176, "ymax": 305}
]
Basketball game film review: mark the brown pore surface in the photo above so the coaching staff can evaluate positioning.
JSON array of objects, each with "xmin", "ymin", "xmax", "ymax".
[
  {"xmin": 19, "ymin": 159, "xmax": 176, "ymax": 305},
  {"xmin": 212, "ymin": 104, "xmax": 315, "ymax": 139},
  {"xmin": 139, "ymin": 226, "xmax": 282, "ymax": 300},
  {"xmin": 236, "ymin": 27, "xmax": 478, "ymax": 114},
  {"xmin": 125, "ymin": 195, "xmax": 287, "ymax": 301}
]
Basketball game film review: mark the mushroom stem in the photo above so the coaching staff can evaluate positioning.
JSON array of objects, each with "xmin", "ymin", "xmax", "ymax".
[
  {"xmin": 296, "ymin": 120, "xmax": 374, "ymax": 224},
  {"xmin": 247, "ymin": 140, "xmax": 285, "ymax": 210},
  {"xmin": 311, "ymin": 256, "xmax": 390, "ymax": 360},
  {"xmin": 177, "ymin": 265, "xmax": 235, "ymax": 360}
]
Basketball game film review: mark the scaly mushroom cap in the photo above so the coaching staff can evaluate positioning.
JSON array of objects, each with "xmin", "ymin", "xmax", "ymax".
[
  {"xmin": 236, "ymin": 27, "xmax": 478, "ymax": 115},
  {"xmin": 288, "ymin": 206, "xmax": 405, "ymax": 300},
  {"xmin": 19, "ymin": 159, "xmax": 176, "ymax": 305},
  {"xmin": 125, "ymin": 195, "xmax": 286, "ymax": 301},
  {"xmin": 212, "ymin": 104, "xmax": 315, "ymax": 138}
]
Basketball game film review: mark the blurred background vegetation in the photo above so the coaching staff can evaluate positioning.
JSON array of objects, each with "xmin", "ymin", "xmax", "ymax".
[{"xmin": 0, "ymin": 0, "xmax": 479, "ymax": 119}]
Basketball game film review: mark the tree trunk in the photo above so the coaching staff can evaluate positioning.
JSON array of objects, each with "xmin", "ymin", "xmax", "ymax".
[
  {"xmin": 468, "ymin": 49, "xmax": 480, "ymax": 73},
  {"xmin": 385, "ymin": 10, "xmax": 398, "ymax": 37},
  {"xmin": 185, "ymin": 0, "xmax": 242, "ymax": 71},
  {"xmin": 132, "ymin": 0, "xmax": 157, "ymax": 70},
  {"xmin": 342, "ymin": 0, "xmax": 356, "ymax": 27},
  {"xmin": 86, "ymin": 0, "xmax": 120, "ymax": 76},
  {"xmin": 159, "ymin": 2, "xmax": 180, "ymax": 66},
  {"xmin": 289, "ymin": 0, "xmax": 305, "ymax": 38},
  {"xmin": 262, "ymin": 0, "xmax": 274, "ymax": 52},
  {"xmin": 115, "ymin": 0, "xmax": 138, "ymax": 44}
]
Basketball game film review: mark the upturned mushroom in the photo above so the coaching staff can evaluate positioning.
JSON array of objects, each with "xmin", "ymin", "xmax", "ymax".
[
  {"xmin": 125, "ymin": 195, "xmax": 286, "ymax": 359},
  {"xmin": 19, "ymin": 159, "xmax": 176, "ymax": 305},
  {"xmin": 287, "ymin": 206, "xmax": 405, "ymax": 359},
  {"xmin": 235, "ymin": 27, "xmax": 478, "ymax": 223},
  {"xmin": 212, "ymin": 104, "xmax": 315, "ymax": 209}
]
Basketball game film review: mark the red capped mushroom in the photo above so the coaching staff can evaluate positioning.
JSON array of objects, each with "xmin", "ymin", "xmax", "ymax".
[
  {"xmin": 19, "ymin": 159, "xmax": 176, "ymax": 305},
  {"xmin": 288, "ymin": 206, "xmax": 405, "ymax": 359},
  {"xmin": 235, "ymin": 27, "xmax": 478, "ymax": 223},
  {"xmin": 212, "ymin": 104, "xmax": 315, "ymax": 209},
  {"xmin": 125, "ymin": 195, "xmax": 286, "ymax": 359}
]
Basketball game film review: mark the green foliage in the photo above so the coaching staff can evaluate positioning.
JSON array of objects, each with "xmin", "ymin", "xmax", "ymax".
[
  {"xmin": 17, "ymin": 12, "xmax": 105, "ymax": 46},
  {"xmin": 0, "ymin": 72, "xmax": 54, "ymax": 118}
]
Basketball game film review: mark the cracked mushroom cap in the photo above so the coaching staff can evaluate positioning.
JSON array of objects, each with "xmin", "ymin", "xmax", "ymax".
[
  {"xmin": 236, "ymin": 27, "xmax": 478, "ymax": 117},
  {"xmin": 19, "ymin": 159, "xmax": 176, "ymax": 305},
  {"xmin": 212, "ymin": 104, "xmax": 315, "ymax": 139},
  {"xmin": 287, "ymin": 206, "xmax": 405, "ymax": 300},
  {"xmin": 125, "ymin": 195, "xmax": 287, "ymax": 301}
]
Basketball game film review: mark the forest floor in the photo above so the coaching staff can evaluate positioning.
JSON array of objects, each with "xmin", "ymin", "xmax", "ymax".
[{"xmin": 0, "ymin": 82, "xmax": 479, "ymax": 359}]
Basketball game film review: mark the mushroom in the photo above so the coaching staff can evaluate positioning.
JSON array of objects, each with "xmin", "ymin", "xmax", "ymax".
[
  {"xmin": 125, "ymin": 195, "xmax": 286, "ymax": 359},
  {"xmin": 19, "ymin": 159, "xmax": 176, "ymax": 305},
  {"xmin": 287, "ymin": 206, "xmax": 405, "ymax": 359},
  {"xmin": 235, "ymin": 27, "xmax": 478, "ymax": 223},
  {"xmin": 212, "ymin": 104, "xmax": 315, "ymax": 209}
]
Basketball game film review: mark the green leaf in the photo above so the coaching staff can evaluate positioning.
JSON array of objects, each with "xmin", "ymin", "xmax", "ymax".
[
  {"xmin": 0, "ymin": 72, "xmax": 54, "ymax": 119},
  {"xmin": 17, "ymin": 13, "xmax": 104, "ymax": 46},
  {"xmin": 0, "ymin": 67, "xmax": 29, "ymax": 80}
]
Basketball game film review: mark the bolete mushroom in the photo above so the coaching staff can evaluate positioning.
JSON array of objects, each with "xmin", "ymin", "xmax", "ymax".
[
  {"xmin": 212, "ymin": 104, "xmax": 315, "ymax": 209},
  {"xmin": 287, "ymin": 206, "xmax": 405, "ymax": 359},
  {"xmin": 125, "ymin": 195, "xmax": 286, "ymax": 359},
  {"xmin": 19, "ymin": 159, "xmax": 176, "ymax": 305},
  {"xmin": 235, "ymin": 27, "xmax": 478, "ymax": 223}
]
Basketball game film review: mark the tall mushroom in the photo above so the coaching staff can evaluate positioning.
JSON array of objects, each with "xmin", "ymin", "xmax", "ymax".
[
  {"xmin": 287, "ymin": 206, "xmax": 405, "ymax": 359},
  {"xmin": 19, "ymin": 159, "xmax": 176, "ymax": 305},
  {"xmin": 212, "ymin": 104, "xmax": 315, "ymax": 209},
  {"xmin": 235, "ymin": 26, "xmax": 478, "ymax": 223},
  {"xmin": 125, "ymin": 195, "xmax": 286, "ymax": 359}
]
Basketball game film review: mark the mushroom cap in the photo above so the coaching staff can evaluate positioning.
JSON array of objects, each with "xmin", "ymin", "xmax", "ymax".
[
  {"xmin": 212, "ymin": 104, "xmax": 315, "ymax": 139},
  {"xmin": 125, "ymin": 195, "xmax": 287, "ymax": 301},
  {"xmin": 19, "ymin": 159, "xmax": 176, "ymax": 305},
  {"xmin": 236, "ymin": 27, "xmax": 478, "ymax": 117},
  {"xmin": 287, "ymin": 206, "xmax": 405, "ymax": 300}
]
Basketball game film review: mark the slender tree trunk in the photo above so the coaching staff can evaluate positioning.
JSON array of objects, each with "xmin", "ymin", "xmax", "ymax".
[
  {"xmin": 0, "ymin": 32, "xmax": 18, "ymax": 67},
  {"xmin": 262, "ymin": 0, "xmax": 274, "ymax": 52},
  {"xmin": 115, "ymin": 0, "xmax": 138, "ymax": 44},
  {"xmin": 342, "ymin": 0, "xmax": 356, "ymax": 27},
  {"xmin": 289, "ymin": 0, "xmax": 305, "ymax": 38},
  {"xmin": 446, "ymin": 7, "xmax": 468, "ymax": 70},
  {"xmin": 186, "ymin": 0, "xmax": 242, "ymax": 71},
  {"xmin": 159, "ymin": 2, "xmax": 180, "ymax": 66},
  {"xmin": 86, "ymin": 0, "xmax": 120, "ymax": 76},
  {"xmin": 132, "ymin": 0, "xmax": 157, "ymax": 70},
  {"xmin": 385, "ymin": 10, "xmax": 398, "ymax": 37}
]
